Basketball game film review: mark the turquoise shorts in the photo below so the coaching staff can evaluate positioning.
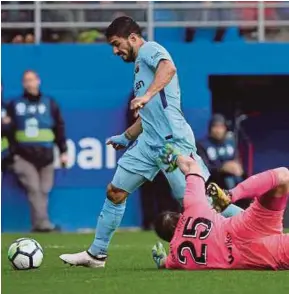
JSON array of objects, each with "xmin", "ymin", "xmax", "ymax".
[{"xmin": 111, "ymin": 135, "xmax": 210, "ymax": 203}]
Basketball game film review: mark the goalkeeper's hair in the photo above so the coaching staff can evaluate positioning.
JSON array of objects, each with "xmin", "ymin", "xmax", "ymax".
[
  {"xmin": 154, "ymin": 211, "xmax": 181, "ymax": 242},
  {"xmin": 105, "ymin": 16, "xmax": 142, "ymax": 40}
]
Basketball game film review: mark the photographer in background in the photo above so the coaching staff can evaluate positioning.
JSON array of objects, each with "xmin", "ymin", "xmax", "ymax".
[
  {"xmin": 197, "ymin": 114, "xmax": 244, "ymax": 189},
  {"xmin": 7, "ymin": 70, "xmax": 68, "ymax": 232}
]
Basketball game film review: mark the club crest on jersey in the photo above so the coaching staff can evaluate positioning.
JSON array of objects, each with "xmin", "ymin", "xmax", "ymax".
[{"xmin": 135, "ymin": 63, "xmax": 140, "ymax": 73}]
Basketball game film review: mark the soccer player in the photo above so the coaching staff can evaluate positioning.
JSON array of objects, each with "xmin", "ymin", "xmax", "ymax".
[
  {"xmin": 152, "ymin": 146, "xmax": 289, "ymax": 270},
  {"xmin": 59, "ymin": 16, "xmax": 242, "ymax": 268}
]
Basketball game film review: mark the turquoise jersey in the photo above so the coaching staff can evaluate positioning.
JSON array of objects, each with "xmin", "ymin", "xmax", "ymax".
[{"xmin": 134, "ymin": 41, "xmax": 194, "ymax": 149}]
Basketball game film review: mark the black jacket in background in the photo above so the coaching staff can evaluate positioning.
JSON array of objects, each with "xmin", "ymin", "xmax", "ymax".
[{"xmin": 7, "ymin": 92, "xmax": 67, "ymax": 168}]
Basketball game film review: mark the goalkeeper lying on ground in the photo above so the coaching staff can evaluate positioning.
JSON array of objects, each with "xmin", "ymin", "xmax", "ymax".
[{"xmin": 152, "ymin": 145, "xmax": 289, "ymax": 270}]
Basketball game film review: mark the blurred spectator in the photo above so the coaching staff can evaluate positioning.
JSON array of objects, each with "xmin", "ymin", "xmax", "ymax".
[
  {"xmin": 239, "ymin": 1, "xmax": 277, "ymax": 21},
  {"xmin": 50, "ymin": 32, "xmax": 61, "ymax": 43},
  {"xmin": 127, "ymin": 92, "xmax": 180, "ymax": 230},
  {"xmin": 12, "ymin": 34, "xmax": 24, "ymax": 44},
  {"xmin": 185, "ymin": 1, "xmax": 238, "ymax": 42},
  {"xmin": 197, "ymin": 114, "xmax": 244, "ymax": 189},
  {"xmin": 7, "ymin": 70, "xmax": 68, "ymax": 232},
  {"xmin": 42, "ymin": 30, "xmax": 64, "ymax": 43},
  {"xmin": 277, "ymin": 6, "xmax": 289, "ymax": 20},
  {"xmin": 24, "ymin": 33, "xmax": 35, "ymax": 44},
  {"xmin": 205, "ymin": 1, "xmax": 237, "ymax": 22},
  {"xmin": 239, "ymin": 1, "xmax": 279, "ymax": 40},
  {"xmin": 2, "ymin": 1, "xmax": 288, "ymax": 43},
  {"xmin": 77, "ymin": 29, "xmax": 105, "ymax": 43}
]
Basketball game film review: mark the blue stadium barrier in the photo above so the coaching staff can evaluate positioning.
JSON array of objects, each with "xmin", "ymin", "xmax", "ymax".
[{"xmin": 2, "ymin": 43, "xmax": 289, "ymax": 231}]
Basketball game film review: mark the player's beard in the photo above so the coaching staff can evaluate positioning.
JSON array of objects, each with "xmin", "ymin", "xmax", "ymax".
[{"xmin": 122, "ymin": 45, "xmax": 135, "ymax": 63}]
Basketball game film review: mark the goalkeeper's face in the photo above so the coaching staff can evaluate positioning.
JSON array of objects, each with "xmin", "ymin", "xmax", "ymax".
[{"xmin": 109, "ymin": 35, "xmax": 136, "ymax": 63}]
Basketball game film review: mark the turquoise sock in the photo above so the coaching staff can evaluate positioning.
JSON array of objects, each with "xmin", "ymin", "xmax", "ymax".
[
  {"xmin": 88, "ymin": 198, "xmax": 126, "ymax": 256},
  {"xmin": 221, "ymin": 203, "xmax": 243, "ymax": 218}
]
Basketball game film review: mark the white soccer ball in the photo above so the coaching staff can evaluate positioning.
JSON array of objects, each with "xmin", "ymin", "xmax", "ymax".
[{"xmin": 8, "ymin": 238, "xmax": 44, "ymax": 270}]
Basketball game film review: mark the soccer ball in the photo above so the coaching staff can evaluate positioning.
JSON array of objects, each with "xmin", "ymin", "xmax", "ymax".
[{"xmin": 8, "ymin": 238, "xmax": 44, "ymax": 270}]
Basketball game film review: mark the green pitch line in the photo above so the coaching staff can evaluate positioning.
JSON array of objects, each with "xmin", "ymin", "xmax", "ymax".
[{"xmin": 2, "ymin": 232, "xmax": 289, "ymax": 294}]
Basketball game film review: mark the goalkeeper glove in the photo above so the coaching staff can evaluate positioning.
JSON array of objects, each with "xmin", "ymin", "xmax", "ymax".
[
  {"xmin": 152, "ymin": 242, "xmax": 167, "ymax": 269},
  {"xmin": 159, "ymin": 144, "xmax": 180, "ymax": 172}
]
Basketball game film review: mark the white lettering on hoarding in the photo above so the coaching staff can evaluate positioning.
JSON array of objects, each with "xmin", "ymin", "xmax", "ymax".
[{"xmin": 54, "ymin": 138, "xmax": 116, "ymax": 170}]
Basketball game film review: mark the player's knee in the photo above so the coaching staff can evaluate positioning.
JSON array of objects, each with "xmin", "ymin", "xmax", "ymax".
[
  {"xmin": 106, "ymin": 183, "xmax": 128, "ymax": 204},
  {"xmin": 274, "ymin": 167, "xmax": 289, "ymax": 186},
  {"xmin": 40, "ymin": 184, "xmax": 52, "ymax": 195}
]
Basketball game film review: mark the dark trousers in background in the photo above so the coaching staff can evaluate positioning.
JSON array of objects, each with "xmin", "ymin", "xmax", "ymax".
[
  {"xmin": 13, "ymin": 156, "xmax": 54, "ymax": 230},
  {"xmin": 140, "ymin": 172, "xmax": 180, "ymax": 230}
]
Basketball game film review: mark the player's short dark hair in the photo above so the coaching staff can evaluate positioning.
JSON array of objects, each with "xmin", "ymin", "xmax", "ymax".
[
  {"xmin": 105, "ymin": 16, "xmax": 142, "ymax": 40},
  {"xmin": 154, "ymin": 212, "xmax": 181, "ymax": 242}
]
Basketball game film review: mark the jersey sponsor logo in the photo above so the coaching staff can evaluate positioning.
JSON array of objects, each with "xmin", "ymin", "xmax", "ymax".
[
  {"xmin": 134, "ymin": 80, "xmax": 145, "ymax": 96},
  {"xmin": 135, "ymin": 80, "xmax": 144, "ymax": 91},
  {"xmin": 135, "ymin": 63, "xmax": 140, "ymax": 74},
  {"xmin": 225, "ymin": 232, "xmax": 234, "ymax": 265}
]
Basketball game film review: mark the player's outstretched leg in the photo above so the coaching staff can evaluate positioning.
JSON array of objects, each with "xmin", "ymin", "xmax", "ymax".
[
  {"xmin": 208, "ymin": 168, "xmax": 289, "ymax": 212},
  {"xmin": 59, "ymin": 183, "xmax": 128, "ymax": 268},
  {"xmin": 59, "ymin": 165, "xmax": 147, "ymax": 268},
  {"xmin": 257, "ymin": 168, "xmax": 289, "ymax": 212},
  {"xmin": 224, "ymin": 168, "xmax": 289, "ymax": 269}
]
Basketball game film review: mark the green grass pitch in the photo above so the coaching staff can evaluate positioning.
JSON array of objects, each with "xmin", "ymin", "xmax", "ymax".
[{"xmin": 2, "ymin": 232, "xmax": 289, "ymax": 294}]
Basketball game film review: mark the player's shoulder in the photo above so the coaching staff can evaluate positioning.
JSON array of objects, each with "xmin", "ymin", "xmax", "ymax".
[
  {"xmin": 139, "ymin": 41, "xmax": 168, "ymax": 57},
  {"xmin": 143, "ymin": 41, "xmax": 165, "ymax": 49}
]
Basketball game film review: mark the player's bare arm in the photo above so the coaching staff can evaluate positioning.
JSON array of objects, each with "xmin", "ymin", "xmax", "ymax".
[
  {"xmin": 130, "ymin": 60, "xmax": 176, "ymax": 115},
  {"xmin": 106, "ymin": 117, "xmax": 142, "ymax": 150},
  {"xmin": 125, "ymin": 116, "xmax": 142, "ymax": 140}
]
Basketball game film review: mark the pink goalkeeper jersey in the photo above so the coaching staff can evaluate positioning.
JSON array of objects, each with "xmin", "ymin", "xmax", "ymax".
[{"xmin": 165, "ymin": 176, "xmax": 241, "ymax": 270}]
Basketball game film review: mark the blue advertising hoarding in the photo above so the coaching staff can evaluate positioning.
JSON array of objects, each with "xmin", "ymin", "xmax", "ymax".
[{"xmin": 2, "ymin": 43, "xmax": 289, "ymax": 231}]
